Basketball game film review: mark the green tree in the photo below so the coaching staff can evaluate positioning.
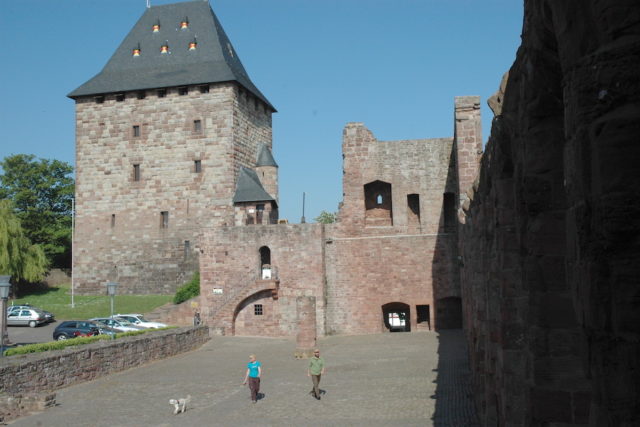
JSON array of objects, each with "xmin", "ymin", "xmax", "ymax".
[
  {"xmin": 0, "ymin": 200, "xmax": 48, "ymax": 282},
  {"xmin": 314, "ymin": 210, "xmax": 337, "ymax": 224},
  {"xmin": 0, "ymin": 154, "xmax": 74, "ymax": 268}
]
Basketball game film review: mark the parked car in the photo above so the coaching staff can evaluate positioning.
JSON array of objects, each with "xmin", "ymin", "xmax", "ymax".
[
  {"xmin": 7, "ymin": 304, "xmax": 55, "ymax": 323},
  {"xmin": 53, "ymin": 321, "xmax": 101, "ymax": 340},
  {"xmin": 89, "ymin": 317, "xmax": 143, "ymax": 332},
  {"xmin": 115, "ymin": 313, "xmax": 167, "ymax": 329},
  {"xmin": 6, "ymin": 308, "xmax": 48, "ymax": 327}
]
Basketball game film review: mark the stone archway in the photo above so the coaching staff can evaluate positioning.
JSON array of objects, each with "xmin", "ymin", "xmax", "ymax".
[
  {"xmin": 381, "ymin": 302, "xmax": 411, "ymax": 332},
  {"xmin": 232, "ymin": 289, "xmax": 279, "ymax": 336}
]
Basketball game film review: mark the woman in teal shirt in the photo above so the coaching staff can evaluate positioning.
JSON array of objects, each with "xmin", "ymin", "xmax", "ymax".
[{"xmin": 242, "ymin": 354, "xmax": 262, "ymax": 403}]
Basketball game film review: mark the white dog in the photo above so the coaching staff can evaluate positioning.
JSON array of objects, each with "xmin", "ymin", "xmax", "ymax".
[{"xmin": 169, "ymin": 395, "xmax": 191, "ymax": 414}]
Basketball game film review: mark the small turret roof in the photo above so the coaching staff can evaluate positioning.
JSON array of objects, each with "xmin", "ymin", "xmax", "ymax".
[
  {"xmin": 233, "ymin": 167, "xmax": 276, "ymax": 204},
  {"xmin": 68, "ymin": 1, "xmax": 274, "ymax": 110},
  {"xmin": 256, "ymin": 143, "xmax": 278, "ymax": 167}
]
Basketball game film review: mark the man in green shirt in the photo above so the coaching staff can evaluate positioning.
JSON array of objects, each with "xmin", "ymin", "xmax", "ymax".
[{"xmin": 307, "ymin": 348, "xmax": 325, "ymax": 400}]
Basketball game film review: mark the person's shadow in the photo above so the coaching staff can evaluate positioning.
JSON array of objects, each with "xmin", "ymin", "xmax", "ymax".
[{"xmin": 257, "ymin": 392, "xmax": 265, "ymax": 401}]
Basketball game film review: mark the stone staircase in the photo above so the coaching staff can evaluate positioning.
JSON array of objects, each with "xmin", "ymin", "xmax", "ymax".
[{"xmin": 145, "ymin": 297, "xmax": 200, "ymax": 326}]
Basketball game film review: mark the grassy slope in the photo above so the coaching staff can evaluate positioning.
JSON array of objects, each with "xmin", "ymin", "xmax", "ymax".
[{"xmin": 9, "ymin": 284, "xmax": 172, "ymax": 319}]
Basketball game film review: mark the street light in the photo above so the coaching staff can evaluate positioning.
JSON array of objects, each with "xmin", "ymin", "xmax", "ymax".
[
  {"xmin": 106, "ymin": 281, "xmax": 118, "ymax": 339},
  {"xmin": 0, "ymin": 275, "xmax": 11, "ymax": 357}
]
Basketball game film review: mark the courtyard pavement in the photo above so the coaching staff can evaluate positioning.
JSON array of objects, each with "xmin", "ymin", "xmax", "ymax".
[{"xmin": 9, "ymin": 330, "xmax": 479, "ymax": 427}]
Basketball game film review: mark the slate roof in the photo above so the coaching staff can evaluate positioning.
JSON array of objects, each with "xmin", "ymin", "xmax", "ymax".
[
  {"xmin": 233, "ymin": 167, "xmax": 276, "ymax": 204},
  {"xmin": 256, "ymin": 143, "xmax": 278, "ymax": 167},
  {"xmin": 68, "ymin": 1, "xmax": 274, "ymax": 110}
]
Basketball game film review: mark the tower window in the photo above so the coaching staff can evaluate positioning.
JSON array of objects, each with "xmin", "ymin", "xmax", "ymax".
[
  {"xmin": 157, "ymin": 89, "xmax": 166, "ymax": 98},
  {"xmin": 95, "ymin": 96, "xmax": 105, "ymax": 104},
  {"xmin": 111, "ymin": 214, "xmax": 116, "ymax": 228},
  {"xmin": 132, "ymin": 125, "xmax": 140, "ymax": 137},
  {"xmin": 136, "ymin": 91, "xmax": 146, "ymax": 100},
  {"xmin": 178, "ymin": 86, "xmax": 188, "ymax": 96},
  {"xmin": 194, "ymin": 160, "xmax": 202, "ymax": 173},
  {"xmin": 254, "ymin": 304, "xmax": 263, "ymax": 316},
  {"xmin": 199, "ymin": 85, "xmax": 209, "ymax": 94},
  {"xmin": 115, "ymin": 93, "xmax": 125, "ymax": 102},
  {"xmin": 160, "ymin": 211, "xmax": 169, "ymax": 228},
  {"xmin": 193, "ymin": 120, "xmax": 202, "ymax": 133},
  {"xmin": 133, "ymin": 164, "xmax": 141, "ymax": 181}
]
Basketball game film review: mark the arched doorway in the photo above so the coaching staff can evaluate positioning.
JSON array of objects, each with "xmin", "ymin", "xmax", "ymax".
[
  {"xmin": 381, "ymin": 302, "xmax": 411, "ymax": 332},
  {"xmin": 436, "ymin": 297, "xmax": 462, "ymax": 329},
  {"xmin": 233, "ymin": 289, "xmax": 278, "ymax": 336},
  {"xmin": 259, "ymin": 246, "xmax": 272, "ymax": 279}
]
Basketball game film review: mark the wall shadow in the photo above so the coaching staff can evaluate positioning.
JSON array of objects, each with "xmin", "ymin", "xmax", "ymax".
[{"xmin": 431, "ymin": 329, "xmax": 480, "ymax": 426}]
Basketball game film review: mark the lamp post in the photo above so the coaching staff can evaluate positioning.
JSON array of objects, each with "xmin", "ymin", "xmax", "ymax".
[
  {"xmin": 0, "ymin": 275, "xmax": 11, "ymax": 357},
  {"xmin": 106, "ymin": 281, "xmax": 118, "ymax": 339}
]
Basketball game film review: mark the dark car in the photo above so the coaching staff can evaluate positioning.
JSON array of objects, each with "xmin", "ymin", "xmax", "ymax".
[{"xmin": 53, "ymin": 321, "xmax": 101, "ymax": 341}]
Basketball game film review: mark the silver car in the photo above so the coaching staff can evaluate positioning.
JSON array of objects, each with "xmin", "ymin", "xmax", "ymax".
[{"xmin": 6, "ymin": 308, "xmax": 47, "ymax": 327}]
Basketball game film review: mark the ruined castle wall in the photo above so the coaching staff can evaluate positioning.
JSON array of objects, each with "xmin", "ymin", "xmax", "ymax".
[
  {"xmin": 200, "ymin": 224, "xmax": 325, "ymax": 336},
  {"xmin": 324, "ymin": 123, "xmax": 461, "ymax": 334},
  {"xmin": 73, "ymin": 82, "xmax": 272, "ymax": 294},
  {"xmin": 459, "ymin": 1, "xmax": 640, "ymax": 425}
]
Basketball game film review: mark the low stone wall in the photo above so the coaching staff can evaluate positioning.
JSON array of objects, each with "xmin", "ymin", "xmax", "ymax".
[
  {"xmin": 0, "ymin": 392, "xmax": 56, "ymax": 424},
  {"xmin": 0, "ymin": 326, "xmax": 209, "ymax": 396}
]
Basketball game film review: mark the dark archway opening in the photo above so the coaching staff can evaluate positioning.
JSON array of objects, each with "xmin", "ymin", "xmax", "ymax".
[
  {"xmin": 259, "ymin": 246, "xmax": 271, "ymax": 279},
  {"xmin": 436, "ymin": 297, "xmax": 462, "ymax": 329},
  {"xmin": 382, "ymin": 302, "xmax": 411, "ymax": 332}
]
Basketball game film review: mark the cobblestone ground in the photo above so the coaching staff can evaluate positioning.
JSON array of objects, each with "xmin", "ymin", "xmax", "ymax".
[{"xmin": 10, "ymin": 330, "xmax": 478, "ymax": 427}]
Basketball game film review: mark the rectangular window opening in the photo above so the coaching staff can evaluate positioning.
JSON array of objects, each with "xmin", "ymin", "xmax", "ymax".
[
  {"xmin": 133, "ymin": 164, "xmax": 141, "ymax": 181},
  {"xmin": 184, "ymin": 240, "xmax": 190, "ymax": 260},
  {"xmin": 95, "ymin": 96, "xmax": 105, "ymax": 104},
  {"xmin": 160, "ymin": 211, "xmax": 169, "ymax": 228},
  {"xmin": 254, "ymin": 304, "xmax": 263, "ymax": 316},
  {"xmin": 178, "ymin": 86, "xmax": 188, "ymax": 96},
  {"xmin": 157, "ymin": 89, "xmax": 166, "ymax": 98},
  {"xmin": 137, "ymin": 91, "xmax": 146, "ymax": 100},
  {"xmin": 193, "ymin": 119, "xmax": 202, "ymax": 133},
  {"xmin": 194, "ymin": 160, "xmax": 202, "ymax": 173},
  {"xmin": 199, "ymin": 85, "xmax": 209, "ymax": 94},
  {"xmin": 111, "ymin": 214, "xmax": 115, "ymax": 228},
  {"xmin": 115, "ymin": 93, "xmax": 125, "ymax": 102},
  {"xmin": 132, "ymin": 125, "xmax": 140, "ymax": 137}
]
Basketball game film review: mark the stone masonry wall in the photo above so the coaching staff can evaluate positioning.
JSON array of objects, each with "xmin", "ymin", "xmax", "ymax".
[
  {"xmin": 459, "ymin": 1, "xmax": 640, "ymax": 425},
  {"xmin": 73, "ymin": 82, "xmax": 272, "ymax": 294},
  {"xmin": 200, "ymin": 224, "xmax": 325, "ymax": 336},
  {"xmin": 0, "ymin": 327, "xmax": 209, "ymax": 394},
  {"xmin": 325, "ymin": 122, "xmax": 462, "ymax": 334}
]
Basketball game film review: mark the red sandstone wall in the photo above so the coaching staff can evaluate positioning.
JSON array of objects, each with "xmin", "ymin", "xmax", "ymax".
[
  {"xmin": 459, "ymin": 1, "xmax": 640, "ymax": 425},
  {"xmin": 200, "ymin": 224, "xmax": 325, "ymax": 336}
]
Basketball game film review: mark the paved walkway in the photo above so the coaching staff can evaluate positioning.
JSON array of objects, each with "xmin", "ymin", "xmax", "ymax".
[{"xmin": 10, "ymin": 330, "xmax": 478, "ymax": 427}]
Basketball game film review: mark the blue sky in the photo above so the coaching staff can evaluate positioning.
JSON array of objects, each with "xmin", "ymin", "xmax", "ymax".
[{"xmin": 0, "ymin": 0, "xmax": 523, "ymax": 222}]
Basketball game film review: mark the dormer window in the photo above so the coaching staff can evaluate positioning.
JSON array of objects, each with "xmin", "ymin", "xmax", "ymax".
[
  {"xmin": 189, "ymin": 40, "xmax": 197, "ymax": 51},
  {"xmin": 152, "ymin": 22, "xmax": 160, "ymax": 33},
  {"xmin": 180, "ymin": 18, "xmax": 189, "ymax": 29},
  {"xmin": 160, "ymin": 42, "xmax": 169, "ymax": 54},
  {"xmin": 132, "ymin": 47, "xmax": 141, "ymax": 57}
]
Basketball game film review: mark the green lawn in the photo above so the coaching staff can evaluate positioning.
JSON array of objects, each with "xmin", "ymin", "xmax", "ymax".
[{"xmin": 8, "ymin": 284, "xmax": 173, "ymax": 319}]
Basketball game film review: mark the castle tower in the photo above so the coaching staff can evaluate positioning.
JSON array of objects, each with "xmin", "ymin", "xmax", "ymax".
[{"xmin": 68, "ymin": 1, "xmax": 275, "ymax": 294}]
